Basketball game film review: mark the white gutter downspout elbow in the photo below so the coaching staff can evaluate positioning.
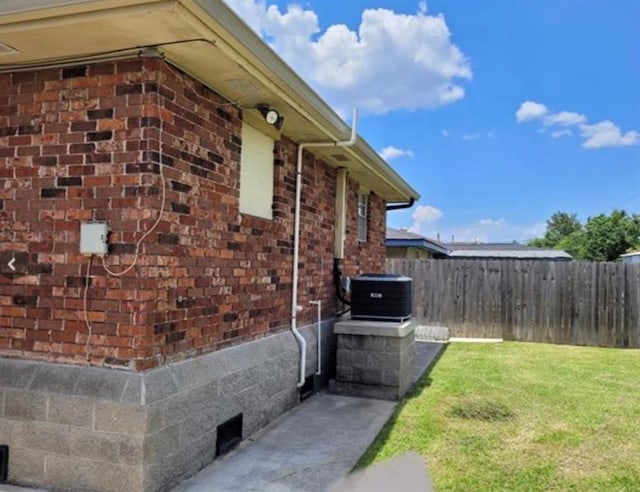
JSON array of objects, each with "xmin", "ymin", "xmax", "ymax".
[{"xmin": 291, "ymin": 109, "xmax": 358, "ymax": 387}]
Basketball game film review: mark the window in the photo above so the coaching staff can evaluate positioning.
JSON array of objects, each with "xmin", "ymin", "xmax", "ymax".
[
  {"xmin": 239, "ymin": 122, "xmax": 274, "ymax": 219},
  {"xmin": 357, "ymin": 193, "xmax": 368, "ymax": 242}
]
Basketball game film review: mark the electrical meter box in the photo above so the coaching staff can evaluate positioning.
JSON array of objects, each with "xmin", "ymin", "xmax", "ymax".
[{"xmin": 80, "ymin": 222, "xmax": 109, "ymax": 255}]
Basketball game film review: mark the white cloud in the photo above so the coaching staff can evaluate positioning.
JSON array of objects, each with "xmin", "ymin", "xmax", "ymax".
[
  {"xmin": 379, "ymin": 146, "xmax": 414, "ymax": 160},
  {"xmin": 521, "ymin": 221, "xmax": 547, "ymax": 239},
  {"xmin": 461, "ymin": 131, "xmax": 496, "ymax": 141},
  {"xmin": 551, "ymin": 129, "xmax": 572, "ymax": 138},
  {"xmin": 516, "ymin": 101, "xmax": 548, "ymax": 122},
  {"xmin": 408, "ymin": 204, "xmax": 443, "ymax": 234},
  {"xmin": 406, "ymin": 215, "xmax": 546, "ymax": 243},
  {"xmin": 225, "ymin": 0, "xmax": 471, "ymax": 115},
  {"xmin": 543, "ymin": 111, "xmax": 586, "ymax": 127},
  {"xmin": 441, "ymin": 129, "xmax": 450, "ymax": 137},
  {"xmin": 478, "ymin": 218, "xmax": 505, "ymax": 226},
  {"xmin": 579, "ymin": 121, "xmax": 640, "ymax": 149},
  {"xmin": 517, "ymin": 100, "xmax": 639, "ymax": 149}
]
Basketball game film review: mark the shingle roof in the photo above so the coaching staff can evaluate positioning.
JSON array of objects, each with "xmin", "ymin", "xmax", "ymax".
[{"xmin": 386, "ymin": 228, "xmax": 450, "ymax": 255}]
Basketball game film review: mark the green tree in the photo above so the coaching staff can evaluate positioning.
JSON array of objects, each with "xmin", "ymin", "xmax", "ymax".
[
  {"xmin": 528, "ymin": 211, "xmax": 582, "ymax": 248},
  {"xmin": 580, "ymin": 210, "xmax": 640, "ymax": 261}
]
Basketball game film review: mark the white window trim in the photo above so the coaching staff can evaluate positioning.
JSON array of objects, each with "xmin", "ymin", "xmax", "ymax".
[{"xmin": 357, "ymin": 193, "xmax": 369, "ymax": 242}]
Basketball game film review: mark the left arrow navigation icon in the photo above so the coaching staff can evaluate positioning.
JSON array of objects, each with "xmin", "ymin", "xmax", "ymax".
[{"xmin": 1, "ymin": 251, "xmax": 28, "ymax": 275}]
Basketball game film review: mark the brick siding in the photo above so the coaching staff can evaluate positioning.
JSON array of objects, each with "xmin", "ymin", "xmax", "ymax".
[{"xmin": 0, "ymin": 58, "xmax": 386, "ymax": 370}]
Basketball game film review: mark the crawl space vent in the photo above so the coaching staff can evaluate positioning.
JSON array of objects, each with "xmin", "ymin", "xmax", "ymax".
[
  {"xmin": 216, "ymin": 414, "xmax": 242, "ymax": 457},
  {"xmin": 299, "ymin": 375, "xmax": 315, "ymax": 401},
  {"xmin": 0, "ymin": 445, "xmax": 8, "ymax": 483}
]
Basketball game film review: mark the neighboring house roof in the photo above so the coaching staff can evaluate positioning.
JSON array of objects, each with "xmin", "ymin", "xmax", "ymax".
[
  {"xmin": 385, "ymin": 228, "xmax": 450, "ymax": 256},
  {"xmin": 0, "ymin": 0, "xmax": 419, "ymax": 204},
  {"xmin": 445, "ymin": 242, "xmax": 573, "ymax": 260},
  {"xmin": 620, "ymin": 251, "xmax": 640, "ymax": 258}
]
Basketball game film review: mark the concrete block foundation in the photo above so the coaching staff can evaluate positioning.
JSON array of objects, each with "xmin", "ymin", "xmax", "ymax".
[{"xmin": 0, "ymin": 321, "xmax": 335, "ymax": 492}]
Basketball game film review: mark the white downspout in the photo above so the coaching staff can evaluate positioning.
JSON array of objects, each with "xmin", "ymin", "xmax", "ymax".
[{"xmin": 291, "ymin": 109, "xmax": 358, "ymax": 387}]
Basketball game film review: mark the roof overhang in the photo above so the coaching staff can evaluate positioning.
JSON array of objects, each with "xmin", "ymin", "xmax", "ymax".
[
  {"xmin": 0, "ymin": 0, "xmax": 419, "ymax": 203},
  {"xmin": 386, "ymin": 239, "xmax": 450, "ymax": 256}
]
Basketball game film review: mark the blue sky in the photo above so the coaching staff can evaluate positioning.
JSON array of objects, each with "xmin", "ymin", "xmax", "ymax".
[{"xmin": 225, "ymin": 0, "xmax": 640, "ymax": 242}]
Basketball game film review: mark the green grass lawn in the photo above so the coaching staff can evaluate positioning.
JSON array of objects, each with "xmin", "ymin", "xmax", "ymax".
[{"xmin": 358, "ymin": 342, "xmax": 640, "ymax": 491}]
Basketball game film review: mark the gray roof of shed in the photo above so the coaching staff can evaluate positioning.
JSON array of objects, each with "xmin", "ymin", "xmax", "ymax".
[
  {"xmin": 445, "ymin": 242, "xmax": 572, "ymax": 260},
  {"xmin": 386, "ymin": 228, "xmax": 450, "ymax": 255}
]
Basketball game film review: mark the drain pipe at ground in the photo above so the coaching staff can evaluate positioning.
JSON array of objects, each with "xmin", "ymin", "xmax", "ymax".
[
  {"xmin": 310, "ymin": 300, "xmax": 322, "ymax": 376},
  {"xmin": 290, "ymin": 109, "xmax": 358, "ymax": 387}
]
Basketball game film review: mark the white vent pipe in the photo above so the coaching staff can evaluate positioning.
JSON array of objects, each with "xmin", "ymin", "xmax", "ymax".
[{"xmin": 290, "ymin": 109, "xmax": 358, "ymax": 387}]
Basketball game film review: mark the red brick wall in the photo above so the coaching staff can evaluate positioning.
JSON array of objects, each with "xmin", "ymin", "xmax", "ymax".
[{"xmin": 0, "ymin": 58, "xmax": 387, "ymax": 370}]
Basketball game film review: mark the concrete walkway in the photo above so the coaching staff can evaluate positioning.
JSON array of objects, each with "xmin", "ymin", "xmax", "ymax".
[
  {"xmin": 174, "ymin": 394, "xmax": 395, "ymax": 492},
  {"xmin": 1, "ymin": 342, "xmax": 445, "ymax": 492},
  {"xmin": 175, "ymin": 341, "xmax": 445, "ymax": 492}
]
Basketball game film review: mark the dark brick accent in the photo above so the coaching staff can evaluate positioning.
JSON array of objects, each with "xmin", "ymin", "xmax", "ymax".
[
  {"xmin": 40, "ymin": 188, "xmax": 66, "ymax": 198},
  {"xmin": 66, "ymin": 276, "xmax": 91, "ymax": 288},
  {"xmin": 141, "ymin": 117, "xmax": 161, "ymax": 128},
  {"xmin": 13, "ymin": 295, "xmax": 39, "ymax": 307},
  {"xmin": 34, "ymin": 156, "xmax": 58, "ymax": 166},
  {"xmin": 62, "ymin": 66, "xmax": 87, "ymax": 79},
  {"xmin": 176, "ymin": 297, "xmax": 195, "ymax": 309},
  {"xmin": 158, "ymin": 233, "xmax": 180, "ymax": 245},
  {"xmin": 87, "ymin": 109, "xmax": 114, "ymax": 119},
  {"xmin": 86, "ymin": 131, "xmax": 112, "ymax": 142},
  {"xmin": 71, "ymin": 121, "xmax": 97, "ymax": 132},
  {"xmin": 0, "ymin": 126, "xmax": 17, "ymax": 137},
  {"xmin": 85, "ymin": 153, "xmax": 111, "ymax": 164},
  {"xmin": 154, "ymin": 322, "xmax": 176, "ymax": 335},
  {"xmin": 109, "ymin": 243, "xmax": 136, "ymax": 254},
  {"xmin": 70, "ymin": 143, "xmax": 95, "ymax": 154},
  {"xmin": 216, "ymin": 108, "xmax": 232, "ymax": 122},
  {"xmin": 18, "ymin": 125, "xmax": 42, "ymax": 135},
  {"xmin": 171, "ymin": 203, "xmax": 191, "ymax": 215},
  {"xmin": 170, "ymin": 181, "xmax": 192, "ymax": 193},
  {"xmin": 57, "ymin": 177, "xmax": 82, "ymax": 187},
  {"xmin": 208, "ymin": 152, "xmax": 224, "ymax": 164},
  {"xmin": 166, "ymin": 331, "xmax": 186, "ymax": 343},
  {"xmin": 116, "ymin": 84, "xmax": 143, "ymax": 96},
  {"xmin": 142, "ymin": 151, "xmax": 160, "ymax": 163}
]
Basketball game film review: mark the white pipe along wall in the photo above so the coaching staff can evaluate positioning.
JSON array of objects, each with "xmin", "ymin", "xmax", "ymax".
[{"xmin": 290, "ymin": 109, "xmax": 358, "ymax": 387}]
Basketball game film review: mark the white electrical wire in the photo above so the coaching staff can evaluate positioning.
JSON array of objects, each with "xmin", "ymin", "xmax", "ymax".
[
  {"xmin": 100, "ymin": 165, "xmax": 167, "ymax": 277},
  {"xmin": 83, "ymin": 255, "xmax": 93, "ymax": 362}
]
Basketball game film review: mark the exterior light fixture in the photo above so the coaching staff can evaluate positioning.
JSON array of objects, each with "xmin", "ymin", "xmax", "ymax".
[{"xmin": 257, "ymin": 104, "xmax": 284, "ymax": 130}]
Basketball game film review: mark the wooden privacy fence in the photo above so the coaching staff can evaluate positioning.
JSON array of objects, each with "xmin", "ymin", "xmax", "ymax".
[{"xmin": 386, "ymin": 259, "xmax": 640, "ymax": 348}]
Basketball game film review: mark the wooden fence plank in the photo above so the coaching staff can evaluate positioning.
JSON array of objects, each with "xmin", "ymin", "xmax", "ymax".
[{"xmin": 386, "ymin": 258, "xmax": 640, "ymax": 348}]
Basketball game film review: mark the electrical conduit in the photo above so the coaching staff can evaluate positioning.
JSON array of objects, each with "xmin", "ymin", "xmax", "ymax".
[
  {"xmin": 310, "ymin": 300, "xmax": 322, "ymax": 375},
  {"xmin": 291, "ymin": 109, "xmax": 358, "ymax": 387}
]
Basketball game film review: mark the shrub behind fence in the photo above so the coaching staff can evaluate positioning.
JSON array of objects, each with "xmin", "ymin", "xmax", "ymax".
[{"xmin": 386, "ymin": 259, "xmax": 640, "ymax": 348}]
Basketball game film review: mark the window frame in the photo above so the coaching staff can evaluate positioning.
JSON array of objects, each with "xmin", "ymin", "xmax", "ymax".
[{"xmin": 357, "ymin": 193, "xmax": 369, "ymax": 242}]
